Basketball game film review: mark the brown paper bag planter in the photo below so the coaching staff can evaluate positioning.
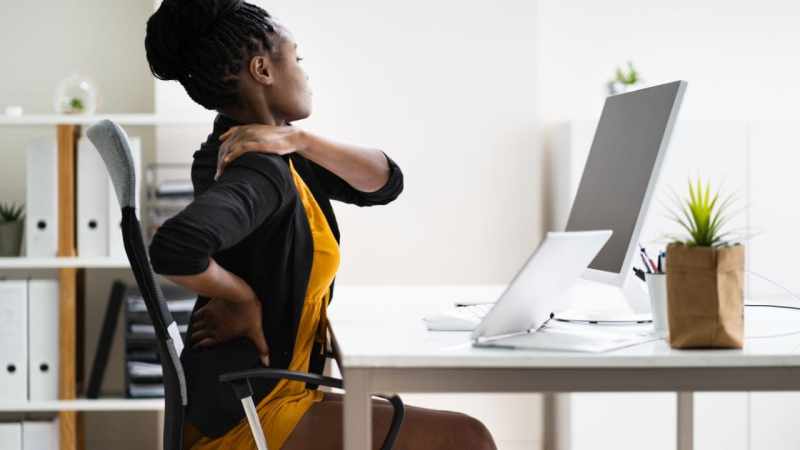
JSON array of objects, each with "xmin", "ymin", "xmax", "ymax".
[{"xmin": 665, "ymin": 243, "xmax": 745, "ymax": 349}]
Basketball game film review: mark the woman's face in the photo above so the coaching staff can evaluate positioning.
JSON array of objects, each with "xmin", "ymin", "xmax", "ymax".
[{"xmin": 267, "ymin": 33, "xmax": 312, "ymax": 122}]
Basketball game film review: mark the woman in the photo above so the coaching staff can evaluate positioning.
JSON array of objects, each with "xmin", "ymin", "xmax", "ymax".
[{"xmin": 145, "ymin": 1, "xmax": 497, "ymax": 449}]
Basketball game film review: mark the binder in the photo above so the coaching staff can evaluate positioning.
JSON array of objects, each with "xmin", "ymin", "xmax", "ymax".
[
  {"xmin": 22, "ymin": 420, "xmax": 58, "ymax": 450},
  {"xmin": 0, "ymin": 280, "xmax": 27, "ymax": 402},
  {"xmin": 108, "ymin": 136, "xmax": 141, "ymax": 258},
  {"xmin": 0, "ymin": 422, "xmax": 21, "ymax": 450},
  {"xmin": 25, "ymin": 137, "xmax": 58, "ymax": 257},
  {"xmin": 87, "ymin": 280, "xmax": 125, "ymax": 399},
  {"xmin": 77, "ymin": 137, "xmax": 109, "ymax": 257},
  {"xmin": 27, "ymin": 279, "xmax": 59, "ymax": 401}
]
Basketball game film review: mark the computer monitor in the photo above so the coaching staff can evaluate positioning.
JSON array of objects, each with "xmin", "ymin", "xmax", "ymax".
[{"xmin": 566, "ymin": 80, "xmax": 686, "ymax": 291}]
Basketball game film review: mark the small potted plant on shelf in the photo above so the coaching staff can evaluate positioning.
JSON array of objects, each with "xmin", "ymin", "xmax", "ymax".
[
  {"xmin": 607, "ymin": 61, "xmax": 644, "ymax": 95},
  {"xmin": 0, "ymin": 202, "xmax": 24, "ymax": 257},
  {"xmin": 665, "ymin": 179, "xmax": 745, "ymax": 349}
]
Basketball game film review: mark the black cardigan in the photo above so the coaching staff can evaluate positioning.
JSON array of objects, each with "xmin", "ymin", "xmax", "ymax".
[{"xmin": 148, "ymin": 114, "xmax": 404, "ymax": 437}]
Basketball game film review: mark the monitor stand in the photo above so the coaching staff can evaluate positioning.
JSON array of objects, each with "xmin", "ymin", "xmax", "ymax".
[{"xmin": 554, "ymin": 275, "xmax": 652, "ymax": 324}]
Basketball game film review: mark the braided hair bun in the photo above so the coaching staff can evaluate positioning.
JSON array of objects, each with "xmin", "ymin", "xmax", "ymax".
[{"xmin": 145, "ymin": 0, "xmax": 280, "ymax": 109}]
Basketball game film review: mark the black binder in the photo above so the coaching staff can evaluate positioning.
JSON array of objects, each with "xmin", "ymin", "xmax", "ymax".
[{"xmin": 86, "ymin": 280, "xmax": 127, "ymax": 399}]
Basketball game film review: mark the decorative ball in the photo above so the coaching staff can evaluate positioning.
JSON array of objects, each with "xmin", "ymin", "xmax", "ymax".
[{"xmin": 53, "ymin": 74, "xmax": 97, "ymax": 114}]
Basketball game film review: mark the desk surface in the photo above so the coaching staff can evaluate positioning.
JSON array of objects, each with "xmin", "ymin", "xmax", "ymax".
[{"xmin": 328, "ymin": 285, "xmax": 800, "ymax": 369}]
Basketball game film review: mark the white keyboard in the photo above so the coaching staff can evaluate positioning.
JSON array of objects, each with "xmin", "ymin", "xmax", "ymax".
[
  {"xmin": 460, "ymin": 303, "xmax": 493, "ymax": 318},
  {"xmin": 422, "ymin": 303, "xmax": 495, "ymax": 331}
]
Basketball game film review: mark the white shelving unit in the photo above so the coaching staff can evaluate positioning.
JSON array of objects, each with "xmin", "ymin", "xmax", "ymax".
[
  {"xmin": 0, "ymin": 113, "xmax": 210, "ymax": 450},
  {"xmin": 0, "ymin": 398, "xmax": 164, "ymax": 413},
  {"xmin": 0, "ymin": 257, "xmax": 129, "ymax": 269},
  {"xmin": 0, "ymin": 113, "xmax": 211, "ymax": 126}
]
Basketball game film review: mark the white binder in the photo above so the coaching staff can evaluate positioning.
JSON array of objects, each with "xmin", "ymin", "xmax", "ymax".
[
  {"xmin": 108, "ymin": 136, "xmax": 141, "ymax": 258},
  {"xmin": 0, "ymin": 422, "xmax": 22, "ymax": 450},
  {"xmin": 0, "ymin": 280, "xmax": 28, "ymax": 403},
  {"xmin": 77, "ymin": 137, "xmax": 109, "ymax": 257},
  {"xmin": 27, "ymin": 279, "xmax": 59, "ymax": 401},
  {"xmin": 25, "ymin": 137, "xmax": 59, "ymax": 257},
  {"xmin": 22, "ymin": 420, "xmax": 58, "ymax": 450}
]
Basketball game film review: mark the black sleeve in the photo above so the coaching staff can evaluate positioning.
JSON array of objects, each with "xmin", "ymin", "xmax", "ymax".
[
  {"xmin": 308, "ymin": 151, "xmax": 404, "ymax": 206},
  {"xmin": 148, "ymin": 153, "xmax": 287, "ymax": 276}
]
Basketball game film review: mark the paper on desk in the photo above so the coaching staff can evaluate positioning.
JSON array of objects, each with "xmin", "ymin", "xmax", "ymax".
[
  {"xmin": 542, "ymin": 319, "xmax": 654, "ymax": 338},
  {"xmin": 471, "ymin": 318, "xmax": 662, "ymax": 352}
]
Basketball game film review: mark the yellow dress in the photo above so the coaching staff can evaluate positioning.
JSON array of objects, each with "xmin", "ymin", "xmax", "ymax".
[{"xmin": 191, "ymin": 158, "xmax": 341, "ymax": 450}]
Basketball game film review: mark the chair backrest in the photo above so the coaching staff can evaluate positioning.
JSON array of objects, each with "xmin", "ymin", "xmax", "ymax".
[{"xmin": 87, "ymin": 120, "xmax": 187, "ymax": 450}]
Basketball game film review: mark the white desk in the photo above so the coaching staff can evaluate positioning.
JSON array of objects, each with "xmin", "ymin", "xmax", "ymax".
[{"xmin": 328, "ymin": 285, "xmax": 800, "ymax": 450}]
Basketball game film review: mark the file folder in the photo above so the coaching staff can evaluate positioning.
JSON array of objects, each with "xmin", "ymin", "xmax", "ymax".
[
  {"xmin": 108, "ymin": 136, "xmax": 141, "ymax": 258},
  {"xmin": 27, "ymin": 278, "xmax": 59, "ymax": 401},
  {"xmin": 22, "ymin": 420, "xmax": 58, "ymax": 450},
  {"xmin": 0, "ymin": 280, "xmax": 27, "ymax": 402},
  {"xmin": 0, "ymin": 422, "xmax": 22, "ymax": 450},
  {"xmin": 87, "ymin": 280, "xmax": 125, "ymax": 399},
  {"xmin": 25, "ymin": 137, "xmax": 58, "ymax": 257},
  {"xmin": 77, "ymin": 137, "xmax": 110, "ymax": 257}
]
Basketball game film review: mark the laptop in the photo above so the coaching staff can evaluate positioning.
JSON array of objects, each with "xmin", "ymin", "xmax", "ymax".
[{"xmin": 469, "ymin": 230, "xmax": 658, "ymax": 352}]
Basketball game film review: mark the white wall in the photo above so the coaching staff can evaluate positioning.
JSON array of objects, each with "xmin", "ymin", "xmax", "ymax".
[{"xmin": 536, "ymin": 0, "xmax": 800, "ymax": 121}]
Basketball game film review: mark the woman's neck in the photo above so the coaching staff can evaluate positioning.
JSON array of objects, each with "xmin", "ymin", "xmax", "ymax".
[{"xmin": 221, "ymin": 102, "xmax": 287, "ymax": 126}]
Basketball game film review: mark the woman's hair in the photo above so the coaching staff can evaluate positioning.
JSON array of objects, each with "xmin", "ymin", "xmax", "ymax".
[{"xmin": 145, "ymin": 0, "xmax": 282, "ymax": 110}]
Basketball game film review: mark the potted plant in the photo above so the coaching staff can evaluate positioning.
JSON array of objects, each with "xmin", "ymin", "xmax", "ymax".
[
  {"xmin": 665, "ymin": 180, "xmax": 745, "ymax": 349},
  {"xmin": 607, "ymin": 61, "xmax": 644, "ymax": 95},
  {"xmin": 0, "ymin": 202, "xmax": 24, "ymax": 256}
]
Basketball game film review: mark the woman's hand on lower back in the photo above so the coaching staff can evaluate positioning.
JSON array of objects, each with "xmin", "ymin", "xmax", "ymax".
[
  {"xmin": 215, "ymin": 124, "xmax": 308, "ymax": 180},
  {"xmin": 190, "ymin": 294, "xmax": 271, "ymax": 366}
]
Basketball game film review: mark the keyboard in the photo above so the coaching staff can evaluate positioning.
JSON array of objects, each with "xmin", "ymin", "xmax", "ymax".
[{"xmin": 422, "ymin": 303, "xmax": 495, "ymax": 331}]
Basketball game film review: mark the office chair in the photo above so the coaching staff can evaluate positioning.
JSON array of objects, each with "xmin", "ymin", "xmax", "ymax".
[{"xmin": 86, "ymin": 120, "xmax": 405, "ymax": 450}]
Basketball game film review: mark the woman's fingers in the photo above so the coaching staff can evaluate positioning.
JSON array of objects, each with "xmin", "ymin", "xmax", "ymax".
[
  {"xmin": 193, "ymin": 337, "xmax": 217, "ymax": 349},
  {"xmin": 190, "ymin": 330, "xmax": 215, "ymax": 347},
  {"xmin": 193, "ymin": 305, "xmax": 209, "ymax": 320},
  {"xmin": 219, "ymin": 126, "xmax": 238, "ymax": 141}
]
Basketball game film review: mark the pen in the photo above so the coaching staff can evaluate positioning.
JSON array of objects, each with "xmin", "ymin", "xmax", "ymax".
[
  {"xmin": 657, "ymin": 251, "xmax": 664, "ymax": 273},
  {"xmin": 639, "ymin": 245, "xmax": 657, "ymax": 273},
  {"xmin": 639, "ymin": 251, "xmax": 653, "ymax": 274}
]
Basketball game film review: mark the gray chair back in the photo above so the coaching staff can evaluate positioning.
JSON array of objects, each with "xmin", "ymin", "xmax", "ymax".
[{"xmin": 87, "ymin": 120, "xmax": 187, "ymax": 450}]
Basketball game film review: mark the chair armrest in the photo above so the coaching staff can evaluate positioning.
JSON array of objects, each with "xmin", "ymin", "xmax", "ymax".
[
  {"xmin": 220, "ymin": 368, "xmax": 343, "ymax": 390},
  {"xmin": 222, "ymin": 366, "xmax": 404, "ymax": 450}
]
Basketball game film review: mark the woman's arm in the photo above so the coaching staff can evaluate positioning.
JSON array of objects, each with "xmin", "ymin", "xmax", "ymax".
[
  {"xmin": 149, "ymin": 154, "xmax": 283, "ymax": 275},
  {"xmin": 149, "ymin": 152, "xmax": 287, "ymax": 362},
  {"xmin": 162, "ymin": 258, "xmax": 256, "ymax": 307},
  {"xmin": 296, "ymin": 130, "xmax": 390, "ymax": 193},
  {"xmin": 216, "ymin": 125, "xmax": 404, "ymax": 205}
]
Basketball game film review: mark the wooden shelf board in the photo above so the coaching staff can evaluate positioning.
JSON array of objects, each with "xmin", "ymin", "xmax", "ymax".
[
  {"xmin": 0, "ymin": 398, "xmax": 164, "ymax": 412},
  {"xmin": 0, "ymin": 257, "xmax": 130, "ymax": 269},
  {"xmin": 0, "ymin": 113, "xmax": 212, "ymax": 126}
]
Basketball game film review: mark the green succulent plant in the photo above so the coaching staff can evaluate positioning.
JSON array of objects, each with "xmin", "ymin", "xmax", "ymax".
[
  {"xmin": 666, "ymin": 179, "xmax": 739, "ymax": 247},
  {"xmin": 0, "ymin": 202, "xmax": 24, "ymax": 223},
  {"xmin": 69, "ymin": 98, "xmax": 85, "ymax": 112},
  {"xmin": 613, "ymin": 61, "xmax": 640, "ymax": 85}
]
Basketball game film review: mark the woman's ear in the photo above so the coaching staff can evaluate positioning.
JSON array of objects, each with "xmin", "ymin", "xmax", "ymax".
[{"xmin": 248, "ymin": 55, "xmax": 274, "ymax": 86}]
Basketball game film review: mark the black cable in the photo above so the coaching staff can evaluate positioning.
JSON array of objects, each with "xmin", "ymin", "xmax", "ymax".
[{"xmin": 745, "ymin": 304, "xmax": 800, "ymax": 312}]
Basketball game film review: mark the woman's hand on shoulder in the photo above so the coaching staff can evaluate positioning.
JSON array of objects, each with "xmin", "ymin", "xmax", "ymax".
[
  {"xmin": 190, "ymin": 294, "xmax": 271, "ymax": 367},
  {"xmin": 215, "ymin": 124, "xmax": 309, "ymax": 180}
]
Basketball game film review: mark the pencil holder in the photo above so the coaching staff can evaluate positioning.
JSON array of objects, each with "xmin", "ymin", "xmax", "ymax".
[{"xmin": 645, "ymin": 273, "xmax": 669, "ymax": 338}]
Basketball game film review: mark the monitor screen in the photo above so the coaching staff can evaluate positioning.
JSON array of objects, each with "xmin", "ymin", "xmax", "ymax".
[{"xmin": 565, "ymin": 81, "xmax": 685, "ymax": 274}]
